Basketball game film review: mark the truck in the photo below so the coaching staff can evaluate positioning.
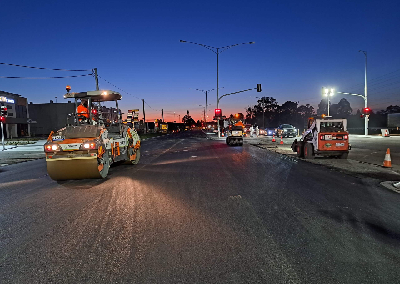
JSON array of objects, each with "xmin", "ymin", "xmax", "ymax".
[{"xmin": 291, "ymin": 117, "xmax": 350, "ymax": 159}]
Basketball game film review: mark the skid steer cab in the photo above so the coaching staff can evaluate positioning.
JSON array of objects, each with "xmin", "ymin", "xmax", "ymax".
[{"xmin": 291, "ymin": 117, "xmax": 351, "ymax": 159}]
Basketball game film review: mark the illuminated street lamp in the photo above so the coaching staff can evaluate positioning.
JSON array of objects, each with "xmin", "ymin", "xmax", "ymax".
[{"xmin": 322, "ymin": 87, "xmax": 335, "ymax": 116}]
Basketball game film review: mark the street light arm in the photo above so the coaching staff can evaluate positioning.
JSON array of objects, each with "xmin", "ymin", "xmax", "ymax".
[
  {"xmin": 337, "ymin": 91, "xmax": 365, "ymax": 99},
  {"xmin": 218, "ymin": 88, "xmax": 255, "ymax": 104},
  {"xmin": 219, "ymin": 42, "xmax": 255, "ymax": 54},
  {"xmin": 180, "ymin": 40, "xmax": 217, "ymax": 54}
]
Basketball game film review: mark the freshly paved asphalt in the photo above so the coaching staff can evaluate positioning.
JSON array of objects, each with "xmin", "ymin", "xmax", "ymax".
[{"xmin": 1, "ymin": 131, "xmax": 400, "ymax": 283}]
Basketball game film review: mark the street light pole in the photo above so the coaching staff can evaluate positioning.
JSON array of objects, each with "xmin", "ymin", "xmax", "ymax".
[
  {"xmin": 359, "ymin": 50, "xmax": 368, "ymax": 135},
  {"xmin": 181, "ymin": 40, "xmax": 255, "ymax": 137},
  {"xmin": 217, "ymin": 48, "xmax": 219, "ymax": 109},
  {"xmin": 322, "ymin": 87, "xmax": 335, "ymax": 116}
]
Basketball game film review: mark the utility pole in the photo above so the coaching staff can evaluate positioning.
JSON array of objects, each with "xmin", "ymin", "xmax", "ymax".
[
  {"xmin": 179, "ymin": 115, "xmax": 181, "ymax": 123},
  {"xmin": 162, "ymin": 109, "xmax": 164, "ymax": 122},
  {"xmin": 205, "ymin": 90, "xmax": 208, "ymax": 122},
  {"xmin": 142, "ymin": 99, "xmax": 146, "ymax": 134},
  {"xmin": 94, "ymin": 68, "xmax": 99, "ymax": 91}
]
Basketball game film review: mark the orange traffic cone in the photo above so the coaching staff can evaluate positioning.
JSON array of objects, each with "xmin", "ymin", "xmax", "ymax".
[
  {"xmin": 280, "ymin": 136, "xmax": 284, "ymax": 145},
  {"xmin": 383, "ymin": 148, "xmax": 392, "ymax": 168},
  {"xmin": 272, "ymin": 134, "xmax": 276, "ymax": 142}
]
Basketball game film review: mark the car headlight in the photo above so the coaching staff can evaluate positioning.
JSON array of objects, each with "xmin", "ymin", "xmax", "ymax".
[{"xmin": 284, "ymin": 129, "xmax": 287, "ymax": 132}]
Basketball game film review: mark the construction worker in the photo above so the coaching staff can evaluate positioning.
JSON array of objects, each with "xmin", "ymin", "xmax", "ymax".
[{"xmin": 77, "ymin": 100, "xmax": 89, "ymax": 120}]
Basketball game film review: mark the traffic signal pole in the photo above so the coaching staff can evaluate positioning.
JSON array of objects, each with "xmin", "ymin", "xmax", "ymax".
[
  {"xmin": 216, "ymin": 85, "xmax": 262, "ymax": 138},
  {"xmin": 363, "ymin": 51, "xmax": 368, "ymax": 136},
  {"xmin": 1, "ymin": 121, "xmax": 5, "ymax": 151}
]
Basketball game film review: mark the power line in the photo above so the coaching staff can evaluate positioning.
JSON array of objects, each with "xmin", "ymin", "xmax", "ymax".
[
  {"xmin": 0, "ymin": 62, "xmax": 90, "ymax": 71},
  {"xmin": 0, "ymin": 74, "xmax": 92, "ymax": 79},
  {"xmin": 144, "ymin": 100, "xmax": 159, "ymax": 111},
  {"xmin": 97, "ymin": 75, "xmax": 141, "ymax": 100}
]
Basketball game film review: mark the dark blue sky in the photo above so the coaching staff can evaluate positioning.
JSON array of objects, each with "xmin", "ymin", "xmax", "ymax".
[{"xmin": 1, "ymin": 0, "xmax": 400, "ymax": 121}]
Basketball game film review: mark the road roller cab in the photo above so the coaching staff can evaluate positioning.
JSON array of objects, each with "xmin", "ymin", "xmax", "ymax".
[{"xmin": 44, "ymin": 88, "xmax": 141, "ymax": 180}]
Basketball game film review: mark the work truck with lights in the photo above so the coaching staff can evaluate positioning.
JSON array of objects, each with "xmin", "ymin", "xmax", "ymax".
[
  {"xmin": 291, "ymin": 117, "xmax": 351, "ymax": 159},
  {"xmin": 43, "ymin": 87, "xmax": 141, "ymax": 180}
]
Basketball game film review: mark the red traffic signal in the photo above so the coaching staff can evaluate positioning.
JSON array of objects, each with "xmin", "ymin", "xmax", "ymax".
[
  {"xmin": 0, "ymin": 106, "xmax": 7, "ymax": 117},
  {"xmin": 215, "ymin": 109, "xmax": 222, "ymax": 117},
  {"xmin": 0, "ymin": 116, "xmax": 5, "ymax": 123},
  {"xmin": 362, "ymin": 107, "xmax": 371, "ymax": 115},
  {"xmin": 91, "ymin": 108, "xmax": 98, "ymax": 115}
]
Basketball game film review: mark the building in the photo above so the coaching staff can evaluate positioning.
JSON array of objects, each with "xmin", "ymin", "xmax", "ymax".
[
  {"xmin": 29, "ymin": 100, "xmax": 75, "ymax": 136},
  {"xmin": 0, "ymin": 90, "xmax": 30, "ymax": 138},
  {"xmin": 29, "ymin": 100, "xmax": 122, "ymax": 136}
]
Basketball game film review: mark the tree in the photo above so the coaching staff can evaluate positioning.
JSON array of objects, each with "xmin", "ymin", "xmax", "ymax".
[
  {"xmin": 385, "ymin": 105, "xmax": 400, "ymax": 114},
  {"xmin": 296, "ymin": 104, "xmax": 315, "ymax": 129},
  {"xmin": 182, "ymin": 114, "xmax": 195, "ymax": 126},
  {"xmin": 277, "ymin": 101, "xmax": 298, "ymax": 125},
  {"xmin": 256, "ymin": 97, "xmax": 278, "ymax": 127},
  {"xmin": 317, "ymin": 99, "xmax": 328, "ymax": 116},
  {"xmin": 245, "ymin": 106, "xmax": 256, "ymax": 124},
  {"xmin": 334, "ymin": 98, "xmax": 352, "ymax": 118}
]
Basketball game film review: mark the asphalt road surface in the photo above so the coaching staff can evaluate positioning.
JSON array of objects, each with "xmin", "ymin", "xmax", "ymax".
[{"xmin": 1, "ymin": 131, "xmax": 400, "ymax": 283}]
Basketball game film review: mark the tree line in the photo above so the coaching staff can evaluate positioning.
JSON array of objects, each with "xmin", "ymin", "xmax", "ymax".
[{"xmin": 244, "ymin": 97, "xmax": 353, "ymax": 129}]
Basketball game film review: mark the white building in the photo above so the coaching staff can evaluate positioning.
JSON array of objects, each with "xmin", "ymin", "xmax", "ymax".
[{"xmin": 0, "ymin": 91, "xmax": 30, "ymax": 138}]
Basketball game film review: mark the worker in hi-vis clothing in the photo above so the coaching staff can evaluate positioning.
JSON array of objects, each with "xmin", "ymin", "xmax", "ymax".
[{"xmin": 77, "ymin": 100, "xmax": 89, "ymax": 120}]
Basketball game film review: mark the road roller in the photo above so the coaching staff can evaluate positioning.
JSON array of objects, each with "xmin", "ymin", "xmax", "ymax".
[{"xmin": 44, "ymin": 88, "xmax": 141, "ymax": 180}]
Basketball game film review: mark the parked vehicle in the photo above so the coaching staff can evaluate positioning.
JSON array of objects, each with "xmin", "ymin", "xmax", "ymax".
[
  {"xmin": 277, "ymin": 124, "xmax": 297, "ymax": 138},
  {"xmin": 243, "ymin": 124, "xmax": 252, "ymax": 137},
  {"xmin": 265, "ymin": 127, "xmax": 277, "ymax": 136}
]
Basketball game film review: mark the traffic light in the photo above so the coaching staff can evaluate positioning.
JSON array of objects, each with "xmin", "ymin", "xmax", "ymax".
[
  {"xmin": 0, "ymin": 116, "xmax": 5, "ymax": 123},
  {"xmin": 215, "ymin": 109, "xmax": 222, "ymax": 117},
  {"xmin": 1, "ymin": 106, "xmax": 7, "ymax": 117},
  {"xmin": 257, "ymin": 84, "xmax": 262, "ymax": 92},
  {"xmin": 362, "ymin": 107, "xmax": 371, "ymax": 115}
]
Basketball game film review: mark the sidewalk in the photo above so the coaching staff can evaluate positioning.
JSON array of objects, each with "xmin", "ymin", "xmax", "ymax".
[{"xmin": 0, "ymin": 140, "xmax": 47, "ymax": 166}]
